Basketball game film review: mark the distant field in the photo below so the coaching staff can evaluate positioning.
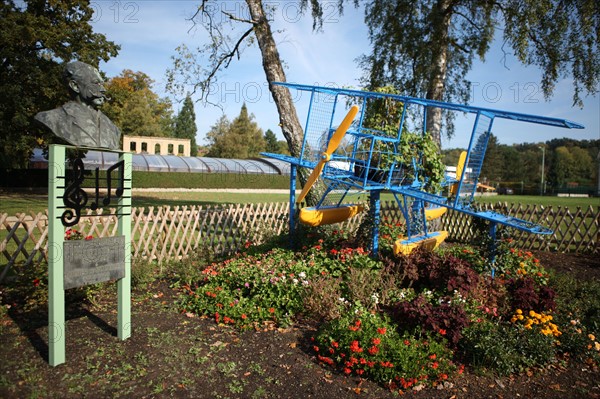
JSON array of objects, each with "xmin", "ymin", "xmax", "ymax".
[{"xmin": 1, "ymin": 191, "xmax": 596, "ymax": 216}]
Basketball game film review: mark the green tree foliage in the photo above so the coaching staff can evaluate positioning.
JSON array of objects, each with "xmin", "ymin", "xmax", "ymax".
[
  {"xmin": 443, "ymin": 138, "xmax": 598, "ymax": 191},
  {"xmin": 264, "ymin": 128, "xmax": 290, "ymax": 156},
  {"xmin": 102, "ymin": 70, "xmax": 174, "ymax": 137},
  {"xmin": 264, "ymin": 129, "xmax": 279, "ymax": 153},
  {"xmin": 205, "ymin": 114, "xmax": 230, "ymax": 157},
  {"xmin": 175, "ymin": 95, "xmax": 198, "ymax": 156},
  {"xmin": 206, "ymin": 104, "xmax": 265, "ymax": 159},
  {"xmin": 0, "ymin": 0, "xmax": 119, "ymax": 168},
  {"xmin": 360, "ymin": 0, "xmax": 599, "ymax": 145}
]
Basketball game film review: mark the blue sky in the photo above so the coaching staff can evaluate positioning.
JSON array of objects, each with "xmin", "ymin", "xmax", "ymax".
[{"xmin": 91, "ymin": 1, "xmax": 599, "ymax": 149}]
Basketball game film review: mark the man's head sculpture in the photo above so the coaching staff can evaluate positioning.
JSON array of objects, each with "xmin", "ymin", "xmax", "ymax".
[
  {"xmin": 64, "ymin": 61, "xmax": 108, "ymax": 109},
  {"xmin": 35, "ymin": 61, "xmax": 121, "ymax": 150}
]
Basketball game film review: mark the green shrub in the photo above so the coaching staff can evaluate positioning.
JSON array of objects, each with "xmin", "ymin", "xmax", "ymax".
[
  {"xmin": 459, "ymin": 320, "xmax": 557, "ymax": 376},
  {"xmin": 313, "ymin": 303, "xmax": 458, "ymax": 390}
]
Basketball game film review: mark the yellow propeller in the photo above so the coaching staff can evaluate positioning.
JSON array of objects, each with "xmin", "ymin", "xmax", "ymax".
[
  {"xmin": 296, "ymin": 105, "xmax": 359, "ymax": 203},
  {"xmin": 450, "ymin": 151, "xmax": 468, "ymax": 196}
]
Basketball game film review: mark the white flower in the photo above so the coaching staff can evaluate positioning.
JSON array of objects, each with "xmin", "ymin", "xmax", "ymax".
[
  {"xmin": 371, "ymin": 293, "xmax": 380, "ymax": 304},
  {"xmin": 292, "ymin": 278, "xmax": 299, "ymax": 285},
  {"xmin": 299, "ymin": 272, "xmax": 306, "ymax": 279}
]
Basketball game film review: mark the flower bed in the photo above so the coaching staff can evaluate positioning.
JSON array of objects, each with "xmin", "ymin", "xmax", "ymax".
[{"xmin": 178, "ymin": 223, "xmax": 600, "ymax": 393}]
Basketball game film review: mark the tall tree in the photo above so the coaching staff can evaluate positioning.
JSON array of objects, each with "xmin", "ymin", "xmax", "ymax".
[
  {"xmin": 0, "ymin": 0, "xmax": 119, "ymax": 168},
  {"xmin": 175, "ymin": 94, "xmax": 198, "ymax": 156},
  {"xmin": 206, "ymin": 103, "xmax": 265, "ymax": 158},
  {"xmin": 205, "ymin": 114, "xmax": 230, "ymax": 157},
  {"xmin": 102, "ymin": 70, "xmax": 174, "ymax": 137},
  {"xmin": 360, "ymin": 0, "xmax": 599, "ymax": 145},
  {"xmin": 166, "ymin": 0, "xmax": 345, "ymax": 204},
  {"xmin": 264, "ymin": 129, "xmax": 279, "ymax": 153}
]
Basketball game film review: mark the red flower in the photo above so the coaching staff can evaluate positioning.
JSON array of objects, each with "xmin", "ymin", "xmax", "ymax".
[
  {"xmin": 33, "ymin": 279, "xmax": 40, "ymax": 287},
  {"xmin": 349, "ymin": 340, "xmax": 363, "ymax": 353},
  {"xmin": 368, "ymin": 346, "xmax": 379, "ymax": 355},
  {"xmin": 331, "ymin": 341, "xmax": 339, "ymax": 348},
  {"xmin": 404, "ymin": 339, "xmax": 411, "ymax": 346},
  {"xmin": 431, "ymin": 361, "xmax": 439, "ymax": 369},
  {"xmin": 241, "ymin": 314, "xmax": 247, "ymax": 320},
  {"xmin": 438, "ymin": 328, "xmax": 447, "ymax": 335},
  {"xmin": 268, "ymin": 307, "xmax": 275, "ymax": 313},
  {"xmin": 343, "ymin": 368, "xmax": 352, "ymax": 375},
  {"xmin": 313, "ymin": 345, "xmax": 320, "ymax": 352},
  {"xmin": 377, "ymin": 327, "xmax": 387, "ymax": 335},
  {"xmin": 317, "ymin": 355, "xmax": 334, "ymax": 366},
  {"xmin": 429, "ymin": 353, "xmax": 436, "ymax": 360},
  {"xmin": 372, "ymin": 338, "xmax": 381, "ymax": 345}
]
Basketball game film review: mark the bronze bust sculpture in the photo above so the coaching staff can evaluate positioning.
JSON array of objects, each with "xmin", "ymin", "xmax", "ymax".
[{"xmin": 35, "ymin": 61, "xmax": 121, "ymax": 150}]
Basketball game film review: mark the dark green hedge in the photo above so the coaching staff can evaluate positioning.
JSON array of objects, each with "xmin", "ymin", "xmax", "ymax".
[{"xmin": 0, "ymin": 169, "xmax": 296, "ymax": 190}]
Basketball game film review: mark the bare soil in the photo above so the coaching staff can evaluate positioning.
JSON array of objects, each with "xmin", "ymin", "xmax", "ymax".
[{"xmin": 1, "ymin": 251, "xmax": 599, "ymax": 398}]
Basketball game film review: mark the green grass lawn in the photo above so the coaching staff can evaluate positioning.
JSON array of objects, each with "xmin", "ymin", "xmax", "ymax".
[
  {"xmin": 474, "ymin": 195, "xmax": 599, "ymax": 209},
  {"xmin": 1, "ymin": 192, "xmax": 597, "ymax": 215},
  {"xmin": 0, "ymin": 191, "xmax": 292, "ymax": 215}
]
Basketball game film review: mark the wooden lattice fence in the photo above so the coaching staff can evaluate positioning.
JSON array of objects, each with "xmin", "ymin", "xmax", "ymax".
[{"xmin": 1, "ymin": 202, "xmax": 598, "ymax": 280}]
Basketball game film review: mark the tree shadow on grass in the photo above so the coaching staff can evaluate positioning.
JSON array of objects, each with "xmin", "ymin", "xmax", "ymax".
[{"xmin": 7, "ymin": 300, "xmax": 117, "ymax": 363}]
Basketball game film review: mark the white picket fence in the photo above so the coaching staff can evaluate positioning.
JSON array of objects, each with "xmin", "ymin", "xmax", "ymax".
[{"xmin": 1, "ymin": 202, "xmax": 597, "ymax": 280}]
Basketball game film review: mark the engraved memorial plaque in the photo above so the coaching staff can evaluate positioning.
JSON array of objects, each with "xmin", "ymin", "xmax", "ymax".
[{"xmin": 63, "ymin": 236, "xmax": 125, "ymax": 289}]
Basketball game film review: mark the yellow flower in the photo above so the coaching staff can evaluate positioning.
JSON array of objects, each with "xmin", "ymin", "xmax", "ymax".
[
  {"xmin": 595, "ymin": 342, "xmax": 600, "ymax": 351},
  {"xmin": 516, "ymin": 309, "xmax": 523, "ymax": 315},
  {"xmin": 589, "ymin": 334, "xmax": 596, "ymax": 341},
  {"xmin": 517, "ymin": 315, "xmax": 524, "ymax": 321},
  {"xmin": 529, "ymin": 310, "xmax": 536, "ymax": 317}
]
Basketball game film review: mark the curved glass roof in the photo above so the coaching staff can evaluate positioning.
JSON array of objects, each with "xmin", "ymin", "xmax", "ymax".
[{"xmin": 29, "ymin": 149, "xmax": 291, "ymax": 175}]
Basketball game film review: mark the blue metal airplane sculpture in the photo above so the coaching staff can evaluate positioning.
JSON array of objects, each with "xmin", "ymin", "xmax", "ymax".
[{"xmin": 262, "ymin": 83, "xmax": 584, "ymax": 258}]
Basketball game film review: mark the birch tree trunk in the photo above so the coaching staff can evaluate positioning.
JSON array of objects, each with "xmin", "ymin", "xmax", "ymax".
[
  {"xmin": 247, "ymin": 0, "xmax": 320, "ymax": 205},
  {"xmin": 425, "ymin": 0, "xmax": 451, "ymax": 147}
]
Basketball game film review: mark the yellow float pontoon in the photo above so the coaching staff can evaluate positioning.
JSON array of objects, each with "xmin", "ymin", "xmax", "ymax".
[
  {"xmin": 299, "ymin": 204, "xmax": 364, "ymax": 227},
  {"xmin": 393, "ymin": 231, "xmax": 448, "ymax": 256}
]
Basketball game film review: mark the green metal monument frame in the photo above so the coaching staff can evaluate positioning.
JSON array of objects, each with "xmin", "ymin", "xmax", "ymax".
[{"xmin": 47, "ymin": 144, "xmax": 132, "ymax": 366}]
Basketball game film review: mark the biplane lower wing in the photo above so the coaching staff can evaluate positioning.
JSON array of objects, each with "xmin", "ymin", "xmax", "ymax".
[{"xmin": 391, "ymin": 187, "xmax": 553, "ymax": 235}]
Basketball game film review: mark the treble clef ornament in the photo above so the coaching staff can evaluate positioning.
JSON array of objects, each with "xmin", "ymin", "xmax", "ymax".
[{"xmin": 61, "ymin": 157, "xmax": 88, "ymax": 227}]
